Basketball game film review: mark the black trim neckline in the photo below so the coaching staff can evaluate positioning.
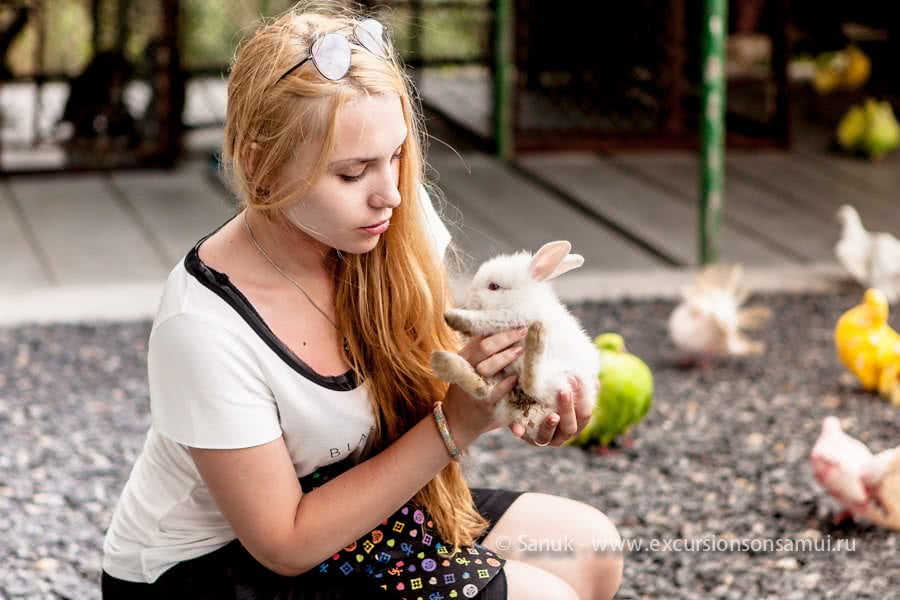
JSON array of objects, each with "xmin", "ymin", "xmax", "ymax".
[{"xmin": 184, "ymin": 233, "xmax": 358, "ymax": 392}]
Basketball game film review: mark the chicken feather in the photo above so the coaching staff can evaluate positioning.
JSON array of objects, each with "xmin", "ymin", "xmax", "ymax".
[{"xmin": 835, "ymin": 205, "xmax": 900, "ymax": 303}]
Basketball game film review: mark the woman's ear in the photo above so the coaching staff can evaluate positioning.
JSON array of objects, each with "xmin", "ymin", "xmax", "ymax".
[
  {"xmin": 242, "ymin": 142, "xmax": 271, "ymax": 196},
  {"xmin": 242, "ymin": 142, "xmax": 262, "ymax": 179}
]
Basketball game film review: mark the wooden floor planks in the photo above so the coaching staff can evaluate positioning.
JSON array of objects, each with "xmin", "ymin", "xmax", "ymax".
[
  {"xmin": 7, "ymin": 175, "xmax": 170, "ymax": 285},
  {"xmin": 430, "ymin": 149, "xmax": 665, "ymax": 271},
  {"xmin": 728, "ymin": 151, "xmax": 899, "ymax": 230},
  {"xmin": 0, "ymin": 182, "xmax": 50, "ymax": 289},
  {"xmin": 6, "ymin": 71, "xmax": 893, "ymax": 298},
  {"xmin": 111, "ymin": 161, "xmax": 236, "ymax": 266},
  {"xmin": 612, "ymin": 151, "xmax": 839, "ymax": 262},
  {"xmin": 519, "ymin": 153, "xmax": 793, "ymax": 267},
  {"xmin": 4, "ymin": 145, "xmax": 887, "ymax": 294},
  {"xmin": 419, "ymin": 68, "xmax": 492, "ymax": 141}
]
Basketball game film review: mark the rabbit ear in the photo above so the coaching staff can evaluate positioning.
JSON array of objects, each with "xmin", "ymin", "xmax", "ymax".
[{"xmin": 528, "ymin": 241, "xmax": 583, "ymax": 281}]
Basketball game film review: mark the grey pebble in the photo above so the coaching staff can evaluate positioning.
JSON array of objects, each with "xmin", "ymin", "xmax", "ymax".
[{"xmin": 4, "ymin": 295, "xmax": 900, "ymax": 599}]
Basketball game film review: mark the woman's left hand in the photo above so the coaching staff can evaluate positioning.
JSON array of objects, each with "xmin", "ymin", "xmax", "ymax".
[{"xmin": 510, "ymin": 376, "xmax": 592, "ymax": 447}]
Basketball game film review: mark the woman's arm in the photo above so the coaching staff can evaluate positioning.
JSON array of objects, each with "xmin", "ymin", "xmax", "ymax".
[
  {"xmin": 191, "ymin": 404, "xmax": 479, "ymax": 575},
  {"xmin": 191, "ymin": 328, "xmax": 525, "ymax": 576}
]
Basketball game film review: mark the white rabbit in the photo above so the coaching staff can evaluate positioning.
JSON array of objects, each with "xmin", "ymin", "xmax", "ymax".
[{"xmin": 431, "ymin": 241, "xmax": 600, "ymax": 441}]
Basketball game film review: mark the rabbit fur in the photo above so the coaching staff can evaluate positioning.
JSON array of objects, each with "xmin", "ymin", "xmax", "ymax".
[{"xmin": 431, "ymin": 241, "xmax": 600, "ymax": 441}]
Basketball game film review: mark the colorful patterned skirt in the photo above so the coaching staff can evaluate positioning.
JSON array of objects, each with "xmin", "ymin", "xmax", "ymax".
[{"xmin": 102, "ymin": 458, "xmax": 521, "ymax": 599}]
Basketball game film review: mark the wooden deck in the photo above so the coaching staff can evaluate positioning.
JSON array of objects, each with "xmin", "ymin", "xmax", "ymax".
[
  {"xmin": 416, "ymin": 66, "xmax": 900, "ymax": 272},
  {"xmin": 3, "ymin": 138, "xmax": 898, "ymax": 297},
  {"xmin": 436, "ymin": 142, "xmax": 899, "ymax": 271}
]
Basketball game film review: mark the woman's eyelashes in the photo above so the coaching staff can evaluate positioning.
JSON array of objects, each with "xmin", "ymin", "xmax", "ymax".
[
  {"xmin": 339, "ymin": 171, "xmax": 365, "ymax": 183},
  {"xmin": 338, "ymin": 151, "xmax": 403, "ymax": 183}
]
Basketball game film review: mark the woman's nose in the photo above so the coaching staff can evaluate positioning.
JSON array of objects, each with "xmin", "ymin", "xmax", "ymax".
[{"xmin": 369, "ymin": 169, "xmax": 402, "ymax": 208}]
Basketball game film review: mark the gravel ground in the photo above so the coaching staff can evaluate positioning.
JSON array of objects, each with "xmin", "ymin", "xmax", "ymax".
[{"xmin": 2, "ymin": 288, "xmax": 900, "ymax": 599}]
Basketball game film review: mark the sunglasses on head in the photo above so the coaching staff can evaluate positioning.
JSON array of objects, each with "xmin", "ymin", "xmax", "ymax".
[{"xmin": 277, "ymin": 18, "xmax": 388, "ymax": 83}]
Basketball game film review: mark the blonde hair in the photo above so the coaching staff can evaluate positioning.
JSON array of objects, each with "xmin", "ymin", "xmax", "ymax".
[{"xmin": 223, "ymin": 2, "xmax": 487, "ymax": 548}]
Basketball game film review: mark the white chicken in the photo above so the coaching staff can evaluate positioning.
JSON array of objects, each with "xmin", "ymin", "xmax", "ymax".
[
  {"xmin": 667, "ymin": 264, "xmax": 770, "ymax": 364},
  {"xmin": 810, "ymin": 416, "xmax": 876, "ymax": 519},
  {"xmin": 810, "ymin": 416, "xmax": 900, "ymax": 529},
  {"xmin": 835, "ymin": 204, "xmax": 900, "ymax": 304}
]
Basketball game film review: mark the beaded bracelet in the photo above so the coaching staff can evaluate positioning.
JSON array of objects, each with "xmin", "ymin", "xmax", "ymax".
[{"xmin": 432, "ymin": 401, "xmax": 462, "ymax": 462}]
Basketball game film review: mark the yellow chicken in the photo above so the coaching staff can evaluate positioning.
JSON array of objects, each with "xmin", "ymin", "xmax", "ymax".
[{"xmin": 835, "ymin": 288, "xmax": 900, "ymax": 405}]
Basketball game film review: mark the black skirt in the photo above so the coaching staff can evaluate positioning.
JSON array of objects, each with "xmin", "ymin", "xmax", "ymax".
[{"xmin": 102, "ymin": 458, "xmax": 522, "ymax": 600}]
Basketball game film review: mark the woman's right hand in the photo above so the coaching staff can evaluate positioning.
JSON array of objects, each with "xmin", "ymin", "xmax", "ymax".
[{"xmin": 441, "ymin": 327, "xmax": 529, "ymax": 441}]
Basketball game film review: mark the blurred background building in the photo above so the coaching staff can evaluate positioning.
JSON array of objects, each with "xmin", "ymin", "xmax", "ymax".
[{"xmin": 0, "ymin": 0, "xmax": 898, "ymax": 172}]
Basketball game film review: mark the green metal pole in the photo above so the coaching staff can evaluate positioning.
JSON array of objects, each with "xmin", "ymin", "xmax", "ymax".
[
  {"xmin": 493, "ymin": 0, "xmax": 513, "ymax": 161},
  {"xmin": 699, "ymin": 0, "xmax": 727, "ymax": 265}
]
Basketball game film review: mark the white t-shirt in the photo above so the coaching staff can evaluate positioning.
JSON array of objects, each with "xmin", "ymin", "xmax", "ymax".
[{"xmin": 102, "ymin": 187, "xmax": 451, "ymax": 583}]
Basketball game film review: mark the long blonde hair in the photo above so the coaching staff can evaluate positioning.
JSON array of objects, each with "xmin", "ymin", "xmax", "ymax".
[{"xmin": 222, "ymin": 2, "xmax": 487, "ymax": 548}]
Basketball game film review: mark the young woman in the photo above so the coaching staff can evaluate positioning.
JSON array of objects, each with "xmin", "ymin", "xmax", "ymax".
[{"xmin": 101, "ymin": 3, "xmax": 623, "ymax": 598}]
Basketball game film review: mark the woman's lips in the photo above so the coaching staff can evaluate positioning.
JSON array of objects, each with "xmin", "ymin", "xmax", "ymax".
[{"xmin": 360, "ymin": 220, "xmax": 390, "ymax": 235}]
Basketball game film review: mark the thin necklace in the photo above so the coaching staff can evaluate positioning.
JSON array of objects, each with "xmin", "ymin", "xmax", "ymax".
[{"xmin": 243, "ymin": 211, "xmax": 338, "ymax": 330}]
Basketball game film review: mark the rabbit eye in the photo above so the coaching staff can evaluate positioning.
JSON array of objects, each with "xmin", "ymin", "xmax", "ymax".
[{"xmin": 488, "ymin": 282, "xmax": 501, "ymax": 291}]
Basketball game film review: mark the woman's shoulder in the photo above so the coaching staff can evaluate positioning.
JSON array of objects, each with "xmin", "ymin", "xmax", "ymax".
[
  {"xmin": 148, "ymin": 263, "xmax": 266, "ymax": 394},
  {"xmin": 153, "ymin": 221, "xmax": 248, "ymax": 334}
]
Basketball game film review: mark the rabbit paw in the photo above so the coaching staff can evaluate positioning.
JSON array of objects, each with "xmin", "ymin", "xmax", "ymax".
[
  {"xmin": 525, "ymin": 321, "xmax": 546, "ymax": 354},
  {"xmin": 444, "ymin": 309, "xmax": 474, "ymax": 335},
  {"xmin": 431, "ymin": 350, "xmax": 492, "ymax": 400},
  {"xmin": 518, "ymin": 321, "xmax": 545, "ymax": 396}
]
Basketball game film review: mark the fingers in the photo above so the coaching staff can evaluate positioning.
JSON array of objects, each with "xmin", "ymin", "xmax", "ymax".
[
  {"xmin": 530, "ymin": 412, "xmax": 560, "ymax": 446},
  {"xmin": 532, "ymin": 377, "xmax": 589, "ymax": 448},
  {"xmin": 460, "ymin": 328, "xmax": 528, "ymax": 367},
  {"xmin": 549, "ymin": 386, "xmax": 578, "ymax": 445},
  {"xmin": 475, "ymin": 345, "xmax": 524, "ymax": 378},
  {"xmin": 490, "ymin": 374, "xmax": 518, "ymax": 404},
  {"xmin": 443, "ymin": 374, "xmax": 517, "ymax": 438},
  {"xmin": 570, "ymin": 377, "xmax": 592, "ymax": 431}
]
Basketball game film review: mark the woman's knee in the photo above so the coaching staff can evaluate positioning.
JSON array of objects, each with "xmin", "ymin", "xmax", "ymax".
[
  {"xmin": 578, "ymin": 504, "xmax": 624, "ymax": 600},
  {"xmin": 483, "ymin": 493, "xmax": 624, "ymax": 599},
  {"xmin": 488, "ymin": 492, "xmax": 622, "ymax": 554},
  {"xmin": 583, "ymin": 545, "xmax": 624, "ymax": 600},
  {"xmin": 502, "ymin": 559, "xmax": 579, "ymax": 600}
]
